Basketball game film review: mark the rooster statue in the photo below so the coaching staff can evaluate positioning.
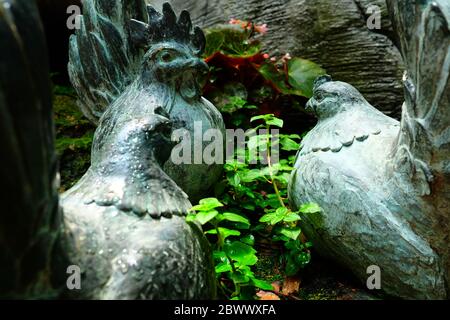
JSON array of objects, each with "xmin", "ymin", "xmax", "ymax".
[
  {"xmin": 0, "ymin": 0, "xmax": 216, "ymax": 299},
  {"xmin": 68, "ymin": 0, "xmax": 225, "ymax": 203},
  {"xmin": 64, "ymin": 0, "xmax": 218, "ymax": 299},
  {"xmin": 289, "ymin": 0, "xmax": 450, "ymax": 299}
]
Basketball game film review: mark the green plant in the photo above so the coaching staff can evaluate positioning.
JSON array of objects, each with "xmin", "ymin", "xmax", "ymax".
[
  {"xmin": 187, "ymin": 197, "xmax": 273, "ymax": 299},
  {"xmin": 187, "ymin": 114, "xmax": 320, "ymax": 299},
  {"xmin": 202, "ymin": 20, "xmax": 326, "ymax": 129}
]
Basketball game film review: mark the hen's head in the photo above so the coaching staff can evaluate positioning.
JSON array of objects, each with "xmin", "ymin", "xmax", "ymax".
[
  {"xmin": 130, "ymin": 3, "xmax": 208, "ymax": 100},
  {"xmin": 306, "ymin": 75, "xmax": 369, "ymax": 120}
]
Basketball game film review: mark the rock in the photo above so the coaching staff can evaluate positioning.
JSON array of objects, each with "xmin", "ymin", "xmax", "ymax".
[{"xmin": 147, "ymin": 0, "xmax": 404, "ymax": 118}]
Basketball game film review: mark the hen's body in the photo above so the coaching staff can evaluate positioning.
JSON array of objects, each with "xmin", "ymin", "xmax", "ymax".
[
  {"xmin": 61, "ymin": 199, "xmax": 214, "ymax": 299},
  {"xmin": 61, "ymin": 101, "xmax": 215, "ymax": 299},
  {"xmin": 289, "ymin": 79, "xmax": 447, "ymax": 299}
]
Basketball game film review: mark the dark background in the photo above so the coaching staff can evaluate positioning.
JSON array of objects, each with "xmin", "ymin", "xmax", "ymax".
[{"xmin": 37, "ymin": 0, "xmax": 82, "ymax": 84}]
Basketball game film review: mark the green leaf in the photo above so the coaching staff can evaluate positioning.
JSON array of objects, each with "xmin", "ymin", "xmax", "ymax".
[
  {"xmin": 273, "ymin": 173, "xmax": 290, "ymax": 185},
  {"xmin": 213, "ymin": 250, "xmax": 227, "ymax": 261},
  {"xmin": 260, "ymin": 207, "xmax": 289, "ymax": 225},
  {"xmin": 259, "ymin": 212, "xmax": 275, "ymax": 223},
  {"xmin": 250, "ymin": 114, "xmax": 284, "ymax": 128},
  {"xmin": 275, "ymin": 207, "xmax": 289, "ymax": 219},
  {"xmin": 204, "ymin": 30, "xmax": 225, "ymax": 58},
  {"xmin": 287, "ymin": 134, "xmax": 302, "ymax": 140},
  {"xmin": 258, "ymin": 63, "xmax": 292, "ymax": 94},
  {"xmin": 285, "ymin": 255, "xmax": 301, "ymax": 276},
  {"xmin": 229, "ymin": 272, "xmax": 250, "ymax": 284},
  {"xmin": 280, "ymin": 137, "xmax": 300, "ymax": 151},
  {"xmin": 240, "ymin": 169, "xmax": 264, "ymax": 182},
  {"xmin": 190, "ymin": 197, "xmax": 224, "ymax": 212},
  {"xmin": 287, "ymin": 58, "xmax": 326, "ymax": 98},
  {"xmin": 283, "ymin": 212, "xmax": 302, "ymax": 222},
  {"xmin": 240, "ymin": 234, "xmax": 255, "ymax": 246},
  {"xmin": 185, "ymin": 214, "xmax": 196, "ymax": 222},
  {"xmin": 224, "ymin": 241, "xmax": 258, "ymax": 266},
  {"xmin": 215, "ymin": 261, "xmax": 232, "ymax": 273},
  {"xmin": 280, "ymin": 226, "xmax": 302, "ymax": 240},
  {"xmin": 206, "ymin": 227, "xmax": 241, "ymax": 240},
  {"xmin": 220, "ymin": 228, "xmax": 241, "ymax": 239},
  {"xmin": 195, "ymin": 210, "xmax": 219, "ymax": 225},
  {"xmin": 266, "ymin": 117, "xmax": 283, "ymax": 128},
  {"xmin": 204, "ymin": 26, "xmax": 262, "ymax": 58},
  {"xmin": 242, "ymin": 203, "xmax": 256, "ymax": 211},
  {"xmin": 251, "ymin": 278, "xmax": 274, "ymax": 290},
  {"xmin": 284, "ymin": 240, "xmax": 300, "ymax": 251},
  {"xmin": 221, "ymin": 212, "xmax": 250, "ymax": 226},
  {"xmin": 233, "ymin": 222, "xmax": 251, "ymax": 230},
  {"xmin": 227, "ymin": 173, "xmax": 241, "ymax": 187},
  {"xmin": 273, "ymin": 234, "xmax": 290, "ymax": 242},
  {"xmin": 299, "ymin": 203, "xmax": 321, "ymax": 214}
]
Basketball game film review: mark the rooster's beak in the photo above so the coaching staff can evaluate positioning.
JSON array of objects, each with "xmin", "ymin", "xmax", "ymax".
[{"xmin": 187, "ymin": 58, "xmax": 209, "ymax": 74}]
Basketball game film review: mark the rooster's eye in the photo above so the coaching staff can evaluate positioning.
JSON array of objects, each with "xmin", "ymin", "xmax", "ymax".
[{"xmin": 159, "ymin": 51, "xmax": 175, "ymax": 63}]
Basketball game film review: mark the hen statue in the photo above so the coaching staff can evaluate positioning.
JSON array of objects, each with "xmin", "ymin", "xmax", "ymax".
[
  {"xmin": 289, "ymin": 0, "xmax": 450, "ymax": 299},
  {"xmin": 0, "ymin": 0, "xmax": 216, "ymax": 299}
]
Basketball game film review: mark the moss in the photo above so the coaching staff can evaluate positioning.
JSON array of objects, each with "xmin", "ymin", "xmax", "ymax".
[
  {"xmin": 52, "ymin": 85, "xmax": 95, "ymax": 192},
  {"xmin": 254, "ymin": 255, "xmax": 284, "ymax": 283},
  {"xmin": 298, "ymin": 287, "xmax": 339, "ymax": 300}
]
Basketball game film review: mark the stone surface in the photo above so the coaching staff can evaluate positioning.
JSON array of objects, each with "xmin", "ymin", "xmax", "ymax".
[
  {"xmin": 148, "ymin": 0, "xmax": 404, "ymax": 118},
  {"xmin": 289, "ymin": 0, "xmax": 450, "ymax": 299}
]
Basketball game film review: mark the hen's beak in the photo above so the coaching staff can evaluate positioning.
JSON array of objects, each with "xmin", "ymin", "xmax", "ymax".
[{"xmin": 305, "ymin": 98, "xmax": 316, "ymax": 114}]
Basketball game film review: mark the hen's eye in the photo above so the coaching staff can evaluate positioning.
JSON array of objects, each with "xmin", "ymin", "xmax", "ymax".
[{"xmin": 316, "ymin": 92, "xmax": 324, "ymax": 101}]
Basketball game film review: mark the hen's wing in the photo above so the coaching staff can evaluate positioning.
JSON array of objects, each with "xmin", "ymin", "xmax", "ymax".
[
  {"xmin": 0, "ymin": 0, "xmax": 60, "ymax": 297},
  {"xmin": 299, "ymin": 106, "xmax": 399, "ymax": 156},
  {"xmin": 68, "ymin": 0, "xmax": 147, "ymax": 123}
]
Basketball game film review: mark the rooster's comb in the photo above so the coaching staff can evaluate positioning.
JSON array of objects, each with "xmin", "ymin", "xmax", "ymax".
[{"xmin": 129, "ymin": 2, "xmax": 205, "ymax": 55}]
